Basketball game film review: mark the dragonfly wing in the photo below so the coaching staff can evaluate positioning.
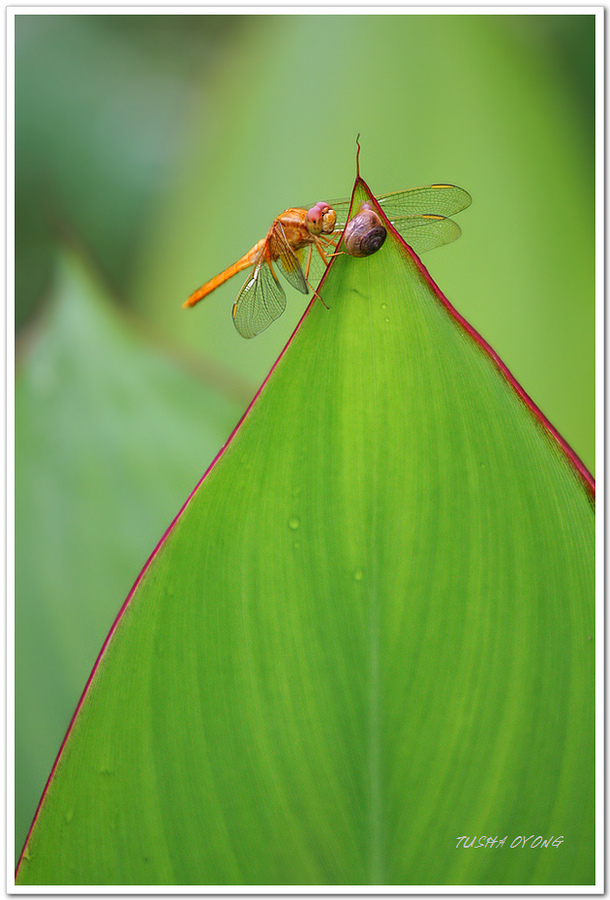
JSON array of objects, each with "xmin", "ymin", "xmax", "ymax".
[
  {"xmin": 392, "ymin": 215, "xmax": 463, "ymax": 254},
  {"xmin": 272, "ymin": 221, "xmax": 309, "ymax": 294},
  {"xmin": 375, "ymin": 184, "xmax": 472, "ymax": 220},
  {"xmin": 232, "ymin": 261, "xmax": 287, "ymax": 339},
  {"xmin": 302, "ymin": 184, "xmax": 470, "ymax": 257},
  {"xmin": 317, "ymin": 185, "xmax": 471, "ymax": 232}
]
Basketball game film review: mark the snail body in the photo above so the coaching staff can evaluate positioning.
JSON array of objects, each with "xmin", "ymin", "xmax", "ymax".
[{"xmin": 343, "ymin": 203, "xmax": 387, "ymax": 257}]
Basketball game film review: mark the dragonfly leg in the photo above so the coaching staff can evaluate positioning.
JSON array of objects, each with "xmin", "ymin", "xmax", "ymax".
[
  {"xmin": 306, "ymin": 236, "xmax": 347, "ymax": 308},
  {"xmin": 307, "ymin": 280, "xmax": 329, "ymax": 309},
  {"xmin": 295, "ymin": 241, "xmax": 329, "ymax": 308},
  {"xmin": 317, "ymin": 236, "xmax": 346, "ymax": 263},
  {"xmin": 314, "ymin": 240, "xmax": 332, "ymax": 268},
  {"xmin": 303, "ymin": 244, "xmax": 314, "ymax": 281}
]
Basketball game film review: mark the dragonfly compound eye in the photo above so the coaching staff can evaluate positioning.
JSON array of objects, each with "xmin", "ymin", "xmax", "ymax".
[{"xmin": 343, "ymin": 203, "xmax": 387, "ymax": 258}]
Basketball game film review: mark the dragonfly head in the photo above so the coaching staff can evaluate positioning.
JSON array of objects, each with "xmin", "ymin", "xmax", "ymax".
[{"xmin": 306, "ymin": 201, "xmax": 337, "ymax": 236}]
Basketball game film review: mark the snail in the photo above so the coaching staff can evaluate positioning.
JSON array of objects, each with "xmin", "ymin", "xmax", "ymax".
[{"xmin": 343, "ymin": 203, "xmax": 387, "ymax": 258}]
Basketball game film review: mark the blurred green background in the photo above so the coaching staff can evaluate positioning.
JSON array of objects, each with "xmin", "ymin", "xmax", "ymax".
[{"xmin": 15, "ymin": 13, "xmax": 596, "ymax": 864}]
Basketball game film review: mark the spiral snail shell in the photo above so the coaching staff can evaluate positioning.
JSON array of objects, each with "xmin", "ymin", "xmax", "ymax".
[{"xmin": 343, "ymin": 203, "xmax": 387, "ymax": 258}]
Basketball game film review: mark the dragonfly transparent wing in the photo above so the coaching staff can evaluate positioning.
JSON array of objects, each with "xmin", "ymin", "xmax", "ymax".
[
  {"xmin": 391, "ymin": 214, "xmax": 463, "ymax": 254},
  {"xmin": 232, "ymin": 260, "xmax": 287, "ymax": 339},
  {"xmin": 327, "ymin": 184, "xmax": 471, "ymax": 228},
  {"xmin": 327, "ymin": 184, "xmax": 471, "ymax": 253},
  {"xmin": 375, "ymin": 184, "xmax": 471, "ymax": 219},
  {"xmin": 272, "ymin": 221, "xmax": 309, "ymax": 295},
  {"xmin": 377, "ymin": 185, "xmax": 470, "ymax": 253}
]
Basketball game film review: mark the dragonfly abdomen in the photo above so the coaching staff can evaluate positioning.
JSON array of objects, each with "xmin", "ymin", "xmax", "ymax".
[{"xmin": 183, "ymin": 238, "xmax": 266, "ymax": 308}]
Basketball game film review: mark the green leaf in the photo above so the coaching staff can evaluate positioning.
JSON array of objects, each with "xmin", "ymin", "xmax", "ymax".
[
  {"xmin": 16, "ymin": 176, "xmax": 594, "ymax": 886},
  {"xmin": 15, "ymin": 249, "xmax": 245, "ymax": 861}
]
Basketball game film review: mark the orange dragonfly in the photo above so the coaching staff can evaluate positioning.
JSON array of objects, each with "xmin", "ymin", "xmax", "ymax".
[{"xmin": 184, "ymin": 185, "xmax": 471, "ymax": 339}]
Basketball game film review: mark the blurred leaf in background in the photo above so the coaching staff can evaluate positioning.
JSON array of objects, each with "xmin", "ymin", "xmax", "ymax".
[
  {"xmin": 14, "ymin": 11, "xmax": 597, "ymax": 864},
  {"xmin": 15, "ymin": 14, "xmax": 240, "ymax": 325},
  {"xmin": 15, "ymin": 249, "xmax": 246, "ymax": 857}
]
